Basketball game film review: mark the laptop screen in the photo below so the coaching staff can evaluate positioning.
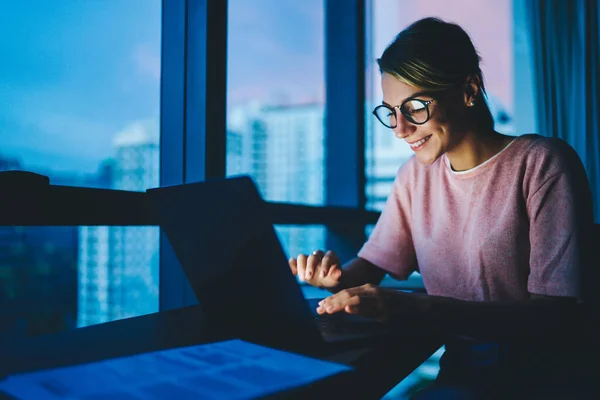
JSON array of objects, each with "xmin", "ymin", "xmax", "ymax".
[{"xmin": 147, "ymin": 176, "xmax": 322, "ymax": 349}]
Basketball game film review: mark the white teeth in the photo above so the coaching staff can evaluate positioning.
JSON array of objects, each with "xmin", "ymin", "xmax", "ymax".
[{"xmin": 410, "ymin": 135, "xmax": 430, "ymax": 148}]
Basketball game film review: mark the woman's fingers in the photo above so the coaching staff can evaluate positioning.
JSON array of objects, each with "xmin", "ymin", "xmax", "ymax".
[
  {"xmin": 296, "ymin": 253, "xmax": 307, "ymax": 282},
  {"xmin": 317, "ymin": 285, "xmax": 383, "ymax": 316},
  {"xmin": 290, "ymin": 250, "xmax": 342, "ymax": 289},
  {"xmin": 305, "ymin": 250, "xmax": 324, "ymax": 280},
  {"xmin": 320, "ymin": 250, "xmax": 339, "ymax": 277},
  {"xmin": 288, "ymin": 257, "xmax": 298, "ymax": 275}
]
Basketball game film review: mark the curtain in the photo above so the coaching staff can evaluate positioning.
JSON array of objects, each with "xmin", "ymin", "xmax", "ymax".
[{"xmin": 525, "ymin": 0, "xmax": 600, "ymax": 222}]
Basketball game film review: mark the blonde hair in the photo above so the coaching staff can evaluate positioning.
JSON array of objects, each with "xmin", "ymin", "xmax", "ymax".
[{"xmin": 378, "ymin": 17, "xmax": 494, "ymax": 129}]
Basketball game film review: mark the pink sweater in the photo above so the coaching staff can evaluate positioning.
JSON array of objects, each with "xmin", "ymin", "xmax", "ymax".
[{"xmin": 358, "ymin": 134, "xmax": 593, "ymax": 302}]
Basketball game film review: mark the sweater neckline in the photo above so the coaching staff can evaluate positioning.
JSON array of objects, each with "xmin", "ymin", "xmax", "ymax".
[{"xmin": 443, "ymin": 137, "xmax": 517, "ymax": 179}]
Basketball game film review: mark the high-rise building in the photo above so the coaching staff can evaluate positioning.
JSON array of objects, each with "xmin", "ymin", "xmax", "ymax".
[
  {"xmin": 227, "ymin": 103, "xmax": 326, "ymax": 258},
  {"xmin": 227, "ymin": 101, "xmax": 264, "ymax": 181},
  {"xmin": 77, "ymin": 120, "xmax": 159, "ymax": 327},
  {"xmin": 261, "ymin": 104, "xmax": 326, "ymax": 257},
  {"xmin": 260, "ymin": 103, "xmax": 325, "ymax": 204}
]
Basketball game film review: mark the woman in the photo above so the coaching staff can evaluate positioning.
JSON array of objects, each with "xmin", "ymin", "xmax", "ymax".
[{"xmin": 289, "ymin": 17, "xmax": 595, "ymax": 399}]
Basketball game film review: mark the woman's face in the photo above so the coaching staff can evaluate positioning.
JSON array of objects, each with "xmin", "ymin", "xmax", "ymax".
[{"xmin": 380, "ymin": 73, "xmax": 468, "ymax": 165}]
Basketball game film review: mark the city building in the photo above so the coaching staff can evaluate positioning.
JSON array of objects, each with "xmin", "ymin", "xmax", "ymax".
[
  {"xmin": 227, "ymin": 102, "xmax": 326, "ymax": 259},
  {"xmin": 77, "ymin": 120, "xmax": 160, "ymax": 327}
]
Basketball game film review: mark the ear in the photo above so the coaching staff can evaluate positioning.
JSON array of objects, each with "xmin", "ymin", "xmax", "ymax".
[{"xmin": 463, "ymin": 74, "xmax": 481, "ymax": 108}]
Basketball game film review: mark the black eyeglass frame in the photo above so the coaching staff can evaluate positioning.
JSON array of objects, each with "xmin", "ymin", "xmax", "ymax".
[{"xmin": 372, "ymin": 98, "xmax": 436, "ymax": 128}]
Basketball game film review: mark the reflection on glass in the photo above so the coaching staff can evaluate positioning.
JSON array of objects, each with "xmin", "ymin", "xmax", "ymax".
[{"xmin": 0, "ymin": 1, "xmax": 161, "ymax": 336}]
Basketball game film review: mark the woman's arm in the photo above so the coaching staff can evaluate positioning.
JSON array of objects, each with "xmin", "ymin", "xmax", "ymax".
[
  {"xmin": 331, "ymin": 257, "xmax": 387, "ymax": 293},
  {"xmin": 411, "ymin": 292, "xmax": 587, "ymax": 342},
  {"xmin": 318, "ymin": 285, "xmax": 591, "ymax": 343}
]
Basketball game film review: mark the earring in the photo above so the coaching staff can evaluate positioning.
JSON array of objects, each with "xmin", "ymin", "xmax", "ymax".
[{"xmin": 468, "ymin": 101, "xmax": 475, "ymax": 107}]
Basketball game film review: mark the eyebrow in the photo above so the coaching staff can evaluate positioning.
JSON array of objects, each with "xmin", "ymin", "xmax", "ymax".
[{"xmin": 382, "ymin": 90, "xmax": 432, "ymax": 107}]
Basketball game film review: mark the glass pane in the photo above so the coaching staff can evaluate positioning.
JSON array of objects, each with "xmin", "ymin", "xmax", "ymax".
[
  {"xmin": 274, "ymin": 225, "xmax": 326, "ymax": 261},
  {"xmin": 0, "ymin": 1, "xmax": 161, "ymax": 337},
  {"xmin": 78, "ymin": 226, "xmax": 159, "ymax": 328},
  {"xmin": 226, "ymin": 1, "xmax": 326, "ymax": 258},
  {"xmin": 0, "ymin": 227, "xmax": 78, "ymax": 339},
  {"xmin": 365, "ymin": 0, "xmax": 514, "ymax": 211},
  {"xmin": 226, "ymin": 0, "xmax": 325, "ymax": 206}
]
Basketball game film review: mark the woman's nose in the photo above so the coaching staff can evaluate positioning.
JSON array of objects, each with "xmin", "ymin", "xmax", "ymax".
[{"xmin": 393, "ymin": 110, "xmax": 412, "ymax": 139}]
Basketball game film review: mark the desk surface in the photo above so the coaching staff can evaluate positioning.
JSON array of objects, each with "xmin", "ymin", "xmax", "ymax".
[{"xmin": 1, "ymin": 305, "xmax": 443, "ymax": 399}]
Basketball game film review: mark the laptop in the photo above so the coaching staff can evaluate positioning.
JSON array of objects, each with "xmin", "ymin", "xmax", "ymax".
[{"xmin": 146, "ymin": 176, "xmax": 395, "ymax": 354}]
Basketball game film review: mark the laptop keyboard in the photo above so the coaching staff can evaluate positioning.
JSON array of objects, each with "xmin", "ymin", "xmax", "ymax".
[
  {"xmin": 314, "ymin": 314, "xmax": 375, "ymax": 336},
  {"xmin": 307, "ymin": 298, "xmax": 388, "ymax": 338},
  {"xmin": 314, "ymin": 315, "xmax": 343, "ymax": 334}
]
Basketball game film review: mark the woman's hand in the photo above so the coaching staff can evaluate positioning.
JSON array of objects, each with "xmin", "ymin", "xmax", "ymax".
[
  {"xmin": 289, "ymin": 250, "xmax": 342, "ymax": 289},
  {"xmin": 316, "ymin": 284, "xmax": 425, "ymax": 322}
]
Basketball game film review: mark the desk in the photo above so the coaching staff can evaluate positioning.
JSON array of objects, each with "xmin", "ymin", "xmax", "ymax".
[{"xmin": 0, "ymin": 305, "xmax": 443, "ymax": 399}]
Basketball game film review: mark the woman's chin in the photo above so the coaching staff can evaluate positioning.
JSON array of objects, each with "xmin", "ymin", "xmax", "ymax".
[{"xmin": 415, "ymin": 150, "xmax": 442, "ymax": 165}]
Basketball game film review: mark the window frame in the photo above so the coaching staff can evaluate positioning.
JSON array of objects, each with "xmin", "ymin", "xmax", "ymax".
[
  {"xmin": 160, "ymin": 0, "xmax": 228, "ymax": 310},
  {"xmin": 159, "ymin": 0, "xmax": 375, "ymax": 311}
]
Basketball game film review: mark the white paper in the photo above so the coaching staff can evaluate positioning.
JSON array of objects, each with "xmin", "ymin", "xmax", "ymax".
[{"xmin": 0, "ymin": 339, "xmax": 352, "ymax": 399}]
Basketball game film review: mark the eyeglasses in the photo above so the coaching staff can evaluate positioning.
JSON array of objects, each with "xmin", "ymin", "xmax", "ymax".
[{"xmin": 372, "ymin": 98, "xmax": 435, "ymax": 128}]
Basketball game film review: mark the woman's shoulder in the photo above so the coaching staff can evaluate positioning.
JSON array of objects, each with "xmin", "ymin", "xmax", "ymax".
[
  {"xmin": 513, "ymin": 134, "xmax": 581, "ymax": 169},
  {"xmin": 513, "ymin": 133, "xmax": 588, "ymax": 190},
  {"xmin": 516, "ymin": 132, "xmax": 575, "ymax": 154}
]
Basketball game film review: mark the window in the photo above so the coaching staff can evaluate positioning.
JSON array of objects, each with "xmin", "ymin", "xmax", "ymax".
[
  {"xmin": 0, "ymin": 1, "xmax": 161, "ymax": 337},
  {"xmin": 226, "ymin": 0, "xmax": 326, "ymax": 258}
]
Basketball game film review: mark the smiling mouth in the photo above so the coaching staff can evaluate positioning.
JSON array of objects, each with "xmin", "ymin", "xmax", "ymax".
[{"xmin": 408, "ymin": 135, "xmax": 432, "ymax": 149}]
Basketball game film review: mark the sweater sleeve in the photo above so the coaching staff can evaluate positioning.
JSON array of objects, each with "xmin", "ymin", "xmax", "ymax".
[
  {"xmin": 358, "ymin": 168, "xmax": 417, "ymax": 279},
  {"xmin": 525, "ymin": 140, "xmax": 594, "ymax": 300}
]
